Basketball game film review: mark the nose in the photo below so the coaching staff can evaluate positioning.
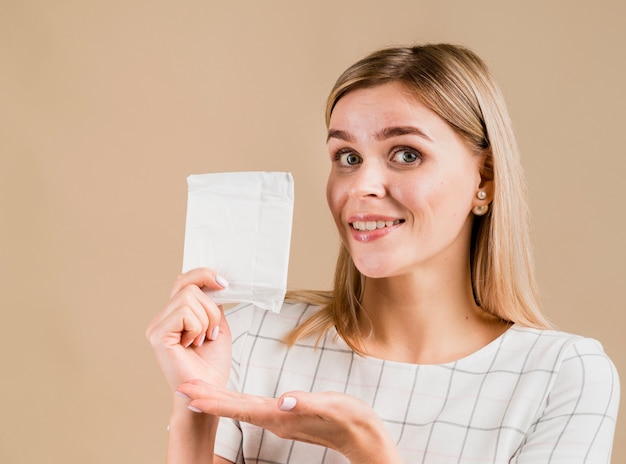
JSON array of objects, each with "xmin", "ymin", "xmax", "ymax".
[{"xmin": 349, "ymin": 160, "xmax": 387, "ymax": 199}]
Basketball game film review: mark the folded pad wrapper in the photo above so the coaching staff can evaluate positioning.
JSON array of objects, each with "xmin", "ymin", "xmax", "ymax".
[{"xmin": 182, "ymin": 172, "xmax": 294, "ymax": 312}]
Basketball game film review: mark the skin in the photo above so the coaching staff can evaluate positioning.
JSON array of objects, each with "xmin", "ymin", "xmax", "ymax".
[
  {"xmin": 146, "ymin": 82, "xmax": 509, "ymax": 463},
  {"xmin": 326, "ymin": 82, "xmax": 506, "ymax": 364},
  {"xmin": 147, "ymin": 268, "xmax": 401, "ymax": 463},
  {"xmin": 327, "ymin": 82, "xmax": 483, "ymax": 280},
  {"xmin": 146, "ymin": 268, "xmax": 232, "ymax": 462}
]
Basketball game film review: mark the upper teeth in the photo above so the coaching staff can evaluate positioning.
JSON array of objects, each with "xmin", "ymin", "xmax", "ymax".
[{"xmin": 351, "ymin": 220, "xmax": 399, "ymax": 231}]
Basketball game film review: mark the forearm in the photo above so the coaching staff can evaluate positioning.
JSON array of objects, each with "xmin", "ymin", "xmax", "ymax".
[{"xmin": 167, "ymin": 398, "xmax": 219, "ymax": 464}]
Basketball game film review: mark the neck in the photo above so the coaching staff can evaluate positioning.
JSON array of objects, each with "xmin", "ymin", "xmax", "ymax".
[{"xmin": 358, "ymin": 268, "xmax": 507, "ymax": 364}]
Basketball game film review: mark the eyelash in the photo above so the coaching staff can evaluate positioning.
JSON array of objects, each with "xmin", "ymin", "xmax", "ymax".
[
  {"xmin": 390, "ymin": 146, "xmax": 422, "ymax": 164},
  {"xmin": 333, "ymin": 150, "xmax": 361, "ymax": 166},
  {"xmin": 332, "ymin": 146, "xmax": 423, "ymax": 167}
]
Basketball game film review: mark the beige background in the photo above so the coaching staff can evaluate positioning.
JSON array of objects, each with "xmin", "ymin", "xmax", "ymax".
[{"xmin": 1, "ymin": 1, "xmax": 624, "ymax": 462}]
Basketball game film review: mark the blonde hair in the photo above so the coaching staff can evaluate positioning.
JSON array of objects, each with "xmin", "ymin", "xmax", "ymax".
[{"xmin": 285, "ymin": 44, "xmax": 551, "ymax": 352}]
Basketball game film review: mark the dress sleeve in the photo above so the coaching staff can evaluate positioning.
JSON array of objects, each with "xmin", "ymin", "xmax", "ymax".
[
  {"xmin": 213, "ymin": 304, "xmax": 255, "ymax": 464},
  {"xmin": 513, "ymin": 337, "xmax": 620, "ymax": 463}
]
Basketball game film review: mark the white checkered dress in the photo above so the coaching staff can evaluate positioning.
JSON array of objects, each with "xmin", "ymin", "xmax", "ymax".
[{"xmin": 214, "ymin": 302, "xmax": 619, "ymax": 463}]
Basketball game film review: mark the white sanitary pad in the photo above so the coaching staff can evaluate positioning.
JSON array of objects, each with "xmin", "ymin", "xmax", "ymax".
[{"xmin": 182, "ymin": 171, "xmax": 294, "ymax": 312}]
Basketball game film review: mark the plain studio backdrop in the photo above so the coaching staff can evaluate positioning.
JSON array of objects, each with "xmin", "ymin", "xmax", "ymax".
[{"xmin": 1, "ymin": 1, "xmax": 624, "ymax": 462}]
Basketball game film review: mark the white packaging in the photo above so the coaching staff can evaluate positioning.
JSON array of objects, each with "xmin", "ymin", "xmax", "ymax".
[{"xmin": 182, "ymin": 171, "xmax": 294, "ymax": 312}]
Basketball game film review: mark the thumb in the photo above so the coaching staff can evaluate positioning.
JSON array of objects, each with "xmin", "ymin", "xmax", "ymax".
[
  {"xmin": 278, "ymin": 395, "xmax": 298, "ymax": 411},
  {"xmin": 277, "ymin": 390, "xmax": 322, "ymax": 412}
]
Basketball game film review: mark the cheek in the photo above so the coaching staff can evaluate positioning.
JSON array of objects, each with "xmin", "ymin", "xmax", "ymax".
[
  {"xmin": 401, "ymin": 180, "xmax": 470, "ymax": 220},
  {"xmin": 434, "ymin": 179, "xmax": 477, "ymax": 220},
  {"xmin": 326, "ymin": 181, "xmax": 341, "ymax": 231},
  {"xmin": 391, "ymin": 180, "xmax": 429, "ymax": 214},
  {"xmin": 326, "ymin": 176, "xmax": 344, "ymax": 221}
]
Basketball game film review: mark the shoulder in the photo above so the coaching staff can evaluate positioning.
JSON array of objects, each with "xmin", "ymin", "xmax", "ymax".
[
  {"xmin": 502, "ymin": 325, "xmax": 619, "ymax": 410},
  {"xmin": 504, "ymin": 327, "xmax": 620, "ymax": 460},
  {"xmin": 503, "ymin": 325, "xmax": 615, "ymax": 365}
]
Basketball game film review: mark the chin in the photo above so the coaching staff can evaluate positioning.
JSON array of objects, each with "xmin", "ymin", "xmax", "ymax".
[{"xmin": 351, "ymin": 258, "xmax": 396, "ymax": 279}]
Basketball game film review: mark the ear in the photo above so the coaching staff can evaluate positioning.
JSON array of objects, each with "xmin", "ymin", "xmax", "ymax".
[
  {"xmin": 473, "ymin": 150, "xmax": 494, "ymax": 207},
  {"xmin": 475, "ymin": 179, "xmax": 494, "ymax": 203}
]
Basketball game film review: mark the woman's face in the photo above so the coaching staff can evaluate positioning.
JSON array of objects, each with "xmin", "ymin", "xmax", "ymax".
[{"xmin": 326, "ymin": 82, "xmax": 489, "ymax": 279}]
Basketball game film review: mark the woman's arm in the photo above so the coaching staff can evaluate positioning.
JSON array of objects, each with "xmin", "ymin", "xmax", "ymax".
[
  {"xmin": 146, "ymin": 268, "xmax": 234, "ymax": 463},
  {"xmin": 176, "ymin": 380, "xmax": 404, "ymax": 464},
  {"xmin": 167, "ymin": 400, "xmax": 220, "ymax": 463}
]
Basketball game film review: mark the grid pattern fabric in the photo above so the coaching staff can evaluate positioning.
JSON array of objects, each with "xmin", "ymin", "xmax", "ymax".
[{"xmin": 214, "ymin": 302, "xmax": 619, "ymax": 463}]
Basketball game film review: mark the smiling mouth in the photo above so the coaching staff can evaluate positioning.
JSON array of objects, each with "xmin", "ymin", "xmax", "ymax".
[{"xmin": 350, "ymin": 219, "xmax": 404, "ymax": 231}]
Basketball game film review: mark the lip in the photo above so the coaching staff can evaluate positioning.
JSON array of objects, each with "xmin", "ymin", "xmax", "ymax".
[{"xmin": 346, "ymin": 214, "xmax": 404, "ymax": 242}]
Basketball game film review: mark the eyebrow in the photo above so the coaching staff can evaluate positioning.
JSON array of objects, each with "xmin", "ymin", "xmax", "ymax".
[
  {"xmin": 326, "ymin": 129, "xmax": 353, "ymax": 143},
  {"xmin": 327, "ymin": 125, "xmax": 432, "ymax": 143},
  {"xmin": 377, "ymin": 126, "xmax": 432, "ymax": 142}
]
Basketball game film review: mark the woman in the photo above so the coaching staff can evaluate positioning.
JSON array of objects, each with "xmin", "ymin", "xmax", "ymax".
[{"xmin": 147, "ymin": 44, "xmax": 619, "ymax": 463}]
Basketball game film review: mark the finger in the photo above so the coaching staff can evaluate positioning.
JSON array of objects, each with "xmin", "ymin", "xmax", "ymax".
[
  {"xmin": 276, "ymin": 391, "xmax": 361, "ymax": 418},
  {"xmin": 169, "ymin": 268, "xmax": 229, "ymax": 299},
  {"xmin": 149, "ymin": 304, "xmax": 205, "ymax": 348},
  {"xmin": 276, "ymin": 391, "xmax": 328, "ymax": 414},
  {"xmin": 159, "ymin": 283, "xmax": 222, "ymax": 345},
  {"xmin": 277, "ymin": 390, "xmax": 326, "ymax": 413},
  {"xmin": 180, "ymin": 307, "xmax": 204, "ymax": 348},
  {"xmin": 177, "ymin": 286, "xmax": 211, "ymax": 346},
  {"xmin": 180, "ymin": 284, "xmax": 223, "ymax": 345},
  {"xmin": 279, "ymin": 395, "xmax": 298, "ymax": 411},
  {"xmin": 178, "ymin": 299, "xmax": 225, "ymax": 347},
  {"xmin": 148, "ymin": 288, "xmax": 205, "ymax": 344},
  {"xmin": 178, "ymin": 381, "xmax": 277, "ymax": 422}
]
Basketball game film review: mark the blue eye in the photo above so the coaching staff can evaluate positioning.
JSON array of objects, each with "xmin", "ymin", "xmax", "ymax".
[
  {"xmin": 392, "ymin": 148, "xmax": 420, "ymax": 164},
  {"xmin": 338, "ymin": 152, "xmax": 362, "ymax": 166}
]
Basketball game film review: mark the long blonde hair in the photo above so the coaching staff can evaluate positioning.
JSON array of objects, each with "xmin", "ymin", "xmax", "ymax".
[{"xmin": 285, "ymin": 44, "xmax": 551, "ymax": 353}]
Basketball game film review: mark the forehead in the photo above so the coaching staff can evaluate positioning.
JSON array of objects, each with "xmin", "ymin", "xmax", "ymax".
[
  {"xmin": 333, "ymin": 81, "xmax": 419, "ymax": 112},
  {"xmin": 328, "ymin": 82, "xmax": 449, "ymax": 141}
]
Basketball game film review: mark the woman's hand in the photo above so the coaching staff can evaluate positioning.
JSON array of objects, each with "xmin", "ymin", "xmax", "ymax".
[
  {"xmin": 176, "ymin": 380, "xmax": 404, "ymax": 464},
  {"xmin": 146, "ymin": 268, "xmax": 232, "ymax": 393}
]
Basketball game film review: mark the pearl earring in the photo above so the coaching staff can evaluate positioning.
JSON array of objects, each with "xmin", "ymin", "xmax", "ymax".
[
  {"xmin": 477, "ymin": 191, "xmax": 487, "ymax": 200},
  {"xmin": 473, "ymin": 204, "xmax": 489, "ymax": 216}
]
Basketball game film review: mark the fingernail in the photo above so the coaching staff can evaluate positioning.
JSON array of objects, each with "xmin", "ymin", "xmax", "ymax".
[
  {"xmin": 197, "ymin": 333, "xmax": 206, "ymax": 346},
  {"xmin": 175, "ymin": 390, "xmax": 190, "ymax": 400},
  {"xmin": 188, "ymin": 405, "xmax": 203, "ymax": 413},
  {"xmin": 209, "ymin": 326, "xmax": 219, "ymax": 341},
  {"xmin": 215, "ymin": 275, "xmax": 229, "ymax": 288},
  {"xmin": 280, "ymin": 396, "xmax": 297, "ymax": 411}
]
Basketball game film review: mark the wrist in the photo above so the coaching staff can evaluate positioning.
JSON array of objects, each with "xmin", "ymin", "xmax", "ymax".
[
  {"xmin": 169, "ymin": 395, "xmax": 217, "ymax": 426},
  {"xmin": 168, "ymin": 395, "xmax": 218, "ymax": 440},
  {"xmin": 167, "ymin": 398, "xmax": 219, "ymax": 462}
]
